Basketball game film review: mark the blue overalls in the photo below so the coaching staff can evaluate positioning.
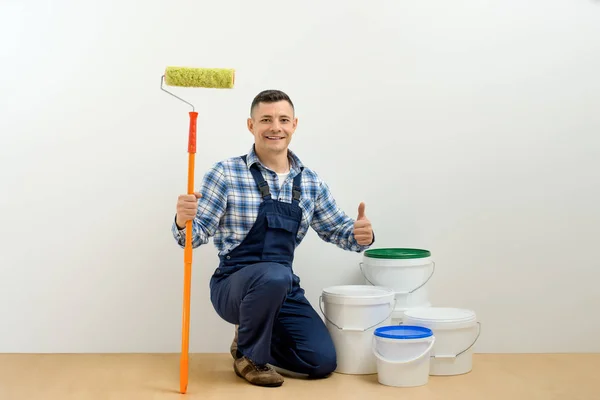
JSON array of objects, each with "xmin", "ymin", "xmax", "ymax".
[{"xmin": 209, "ymin": 155, "xmax": 337, "ymax": 378}]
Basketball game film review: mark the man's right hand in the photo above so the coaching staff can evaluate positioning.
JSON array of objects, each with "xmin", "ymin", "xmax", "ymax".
[{"xmin": 176, "ymin": 192, "xmax": 202, "ymax": 229}]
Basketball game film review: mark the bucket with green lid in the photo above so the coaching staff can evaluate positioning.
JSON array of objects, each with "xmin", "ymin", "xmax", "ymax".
[{"xmin": 360, "ymin": 248, "xmax": 435, "ymax": 315}]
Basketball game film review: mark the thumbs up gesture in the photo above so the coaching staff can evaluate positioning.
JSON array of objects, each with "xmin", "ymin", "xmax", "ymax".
[{"xmin": 353, "ymin": 202, "xmax": 373, "ymax": 246}]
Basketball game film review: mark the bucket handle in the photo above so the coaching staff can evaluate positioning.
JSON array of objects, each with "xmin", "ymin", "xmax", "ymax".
[
  {"xmin": 318, "ymin": 296, "xmax": 397, "ymax": 332},
  {"xmin": 359, "ymin": 261, "xmax": 436, "ymax": 294},
  {"xmin": 372, "ymin": 336, "xmax": 436, "ymax": 364},
  {"xmin": 432, "ymin": 322, "xmax": 482, "ymax": 359}
]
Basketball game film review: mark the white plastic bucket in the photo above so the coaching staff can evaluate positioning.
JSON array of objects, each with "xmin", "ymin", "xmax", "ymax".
[
  {"xmin": 402, "ymin": 307, "xmax": 481, "ymax": 376},
  {"xmin": 320, "ymin": 285, "xmax": 396, "ymax": 374},
  {"xmin": 372, "ymin": 325, "xmax": 435, "ymax": 387},
  {"xmin": 360, "ymin": 248, "xmax": 435, "ymax": 309}
]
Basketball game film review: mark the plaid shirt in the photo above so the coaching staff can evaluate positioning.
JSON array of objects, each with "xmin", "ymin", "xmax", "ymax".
[{"xmin": 172, "ymin": 145, "xmax": 373, "ymax": 255}]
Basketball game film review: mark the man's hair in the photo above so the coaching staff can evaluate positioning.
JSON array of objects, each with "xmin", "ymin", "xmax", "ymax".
[{"xmin": 250, "ymin": 89, "xmax": 294, "ymax": 117}]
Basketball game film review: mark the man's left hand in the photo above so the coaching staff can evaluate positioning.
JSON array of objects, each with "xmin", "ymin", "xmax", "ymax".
[{"xmin": 353, "ymin": 202, "xmax": 373, "ymax": 246}]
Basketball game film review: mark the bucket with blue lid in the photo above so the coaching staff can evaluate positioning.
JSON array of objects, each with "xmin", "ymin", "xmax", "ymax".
[{"xmin": 372, "ymin": 325, "xmax": 436, "ymax": 387}]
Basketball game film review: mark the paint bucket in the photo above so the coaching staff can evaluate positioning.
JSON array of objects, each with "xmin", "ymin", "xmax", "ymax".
[
  {"xmin": 359, "ymin": 248, "xmax": 435, "ymax": 314},
  {"xmin": 402, "ymin": 307, "xmax": 481, "ymax": 376},
  {"xmin": 320, "ymin": 285, "xmax": 396, "ymax": 374},
  {"xmin": 372, "ymin": 325, "xmax": 435, "ymax": 387}
]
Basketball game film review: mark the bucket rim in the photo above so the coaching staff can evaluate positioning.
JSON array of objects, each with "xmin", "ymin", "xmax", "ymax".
[
  {"xmin": 322, "ymin": 284, "xmax": 395, "ymax": 298},
  {"xmin": 364, "ymin": 248, "xmax": 431, "ymax": 259},
  {"xmin": 403, "ymin": 307, "xmax": 476, "ymax": 323},
  {"xmin": 374, "ymin": 325, "xmax": 433, "ymax": 339}
]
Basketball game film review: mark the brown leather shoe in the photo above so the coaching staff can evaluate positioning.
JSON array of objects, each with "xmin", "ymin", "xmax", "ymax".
[
  {"xmin": 230, "ymin": 325, "xmax": 238, "ymax": 359},
  {"xmin": 234, "ymin": 356, "xmax": 284, "ymax": 387}
]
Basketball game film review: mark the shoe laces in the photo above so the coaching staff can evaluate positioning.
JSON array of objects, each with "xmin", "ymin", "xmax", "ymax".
[{"xmin": 248, "ymin": 358, "xmax": 271, "ymax": 372}]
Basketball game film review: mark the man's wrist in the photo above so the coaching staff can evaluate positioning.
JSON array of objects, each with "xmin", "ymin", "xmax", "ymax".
[{"xmin": 174, "ymin": 215, "xmax": 186, "ymax": 230}]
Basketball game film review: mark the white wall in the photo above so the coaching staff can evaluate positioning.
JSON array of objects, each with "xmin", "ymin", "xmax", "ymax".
[{"xmin": 1, "ymin": 0, "xmax": 599, "ymax": 354}]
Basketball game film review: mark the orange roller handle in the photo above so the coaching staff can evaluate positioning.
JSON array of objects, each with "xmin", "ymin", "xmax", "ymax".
[{"xmin": 181, "ymin": 111, "xmax": 198, "ymax": 394}]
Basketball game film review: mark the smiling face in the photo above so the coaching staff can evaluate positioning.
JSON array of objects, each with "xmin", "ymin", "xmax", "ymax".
[{"xmin": 247, "ymin": 99, "xmax": 298, "ymax": 156}]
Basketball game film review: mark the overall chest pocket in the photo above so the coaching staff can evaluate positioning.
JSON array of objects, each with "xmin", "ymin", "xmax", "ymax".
[
  {"xmin": 263, "ymin": 213, "xmax": 300, "ymax": 261},
  {"xmin": 266, "ymin": 214, "xmax": 299, "ymax": 232}
]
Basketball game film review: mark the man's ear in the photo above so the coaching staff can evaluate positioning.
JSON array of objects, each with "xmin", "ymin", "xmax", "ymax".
[{"xmin": 247, "ymin": 117, "xmax": 253, "ymax": 133}]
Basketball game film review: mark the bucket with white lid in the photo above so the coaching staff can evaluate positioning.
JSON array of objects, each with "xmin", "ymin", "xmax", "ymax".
[
  {"xmin": 360, "ymin": 248, "xmax": 435, "ymax": 310},
  {"xmin": 402, "ymin": 307, "xmax": 481, "ymax": 376},
  {"xmin": 372, "ymin": 325, "xmax": 436, "ymax": 387},
  {"xmin": 320, "ymin": 285, "xmax": 396, "ymax": 374}
]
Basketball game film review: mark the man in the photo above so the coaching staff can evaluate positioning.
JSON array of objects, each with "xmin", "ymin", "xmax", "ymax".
[{"xmin": 172, "ymin": 89, "xmax": 374, "ymax": 387}]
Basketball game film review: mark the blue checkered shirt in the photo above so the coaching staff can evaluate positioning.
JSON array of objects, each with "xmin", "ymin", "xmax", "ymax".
[{"xmin": 172, "ymin": 146, "xmax": 373, "ymax": 255}]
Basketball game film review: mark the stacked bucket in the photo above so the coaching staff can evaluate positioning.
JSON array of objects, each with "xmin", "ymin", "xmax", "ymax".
[
  {"xmin": 320, "ymin": 248, "xmax": 481, "ymax": 388},
  {"xmin": 359, "ymin": 248, "xmax": 434, "ymax": 324}
]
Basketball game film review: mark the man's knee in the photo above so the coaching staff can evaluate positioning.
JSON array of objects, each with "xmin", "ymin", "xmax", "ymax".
[
  {"xmin": 307, "ymin": 346, "xmax": 337, "ymax": 378},
  {"xmin": 253, "ymin": 262, "xmax": 292, "ymax": 293}
]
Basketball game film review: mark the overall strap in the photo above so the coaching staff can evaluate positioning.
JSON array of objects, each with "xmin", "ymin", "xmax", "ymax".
[
  {"xmin": 292, "ymin": 168, "xmax": 303, "ymax": 204},
  {"xmin": 241, "ymin": 155, "xmax": 271, "ymax": 200}
]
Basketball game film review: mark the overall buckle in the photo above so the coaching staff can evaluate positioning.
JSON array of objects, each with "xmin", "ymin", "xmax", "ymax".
[
  {"xmin": 292, "ymin": 187, "xmax": 301, "ymax": 201},
  {"xmin": 258, "ymin": 181, "xmax": 271, "ymax": 198}
]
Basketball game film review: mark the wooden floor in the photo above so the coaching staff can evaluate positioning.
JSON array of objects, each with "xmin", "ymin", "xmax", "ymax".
[{"xmin": 0, "ymin": 353, "xmax": 598, "ymax": 399}]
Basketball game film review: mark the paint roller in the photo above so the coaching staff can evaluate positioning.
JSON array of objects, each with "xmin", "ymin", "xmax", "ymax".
[{"xmin": 160, "ymin": 66, "xmax": 235, "ymax": 394}]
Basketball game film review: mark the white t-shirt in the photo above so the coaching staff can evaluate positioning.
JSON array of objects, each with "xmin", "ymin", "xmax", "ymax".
[{"xmin": 277, "ymin": 172, "xmax": 289, "ymax": 188}]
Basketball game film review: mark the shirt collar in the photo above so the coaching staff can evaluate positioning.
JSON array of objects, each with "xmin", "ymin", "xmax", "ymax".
[{"xmin": 245, "ymin": 144, "xmax": 304, "ymax": 173}]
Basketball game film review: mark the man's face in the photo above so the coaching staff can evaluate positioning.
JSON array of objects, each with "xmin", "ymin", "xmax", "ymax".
[{"xmin": 247, "ymin": 100, "xmax": 297, "ymax": 156}]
